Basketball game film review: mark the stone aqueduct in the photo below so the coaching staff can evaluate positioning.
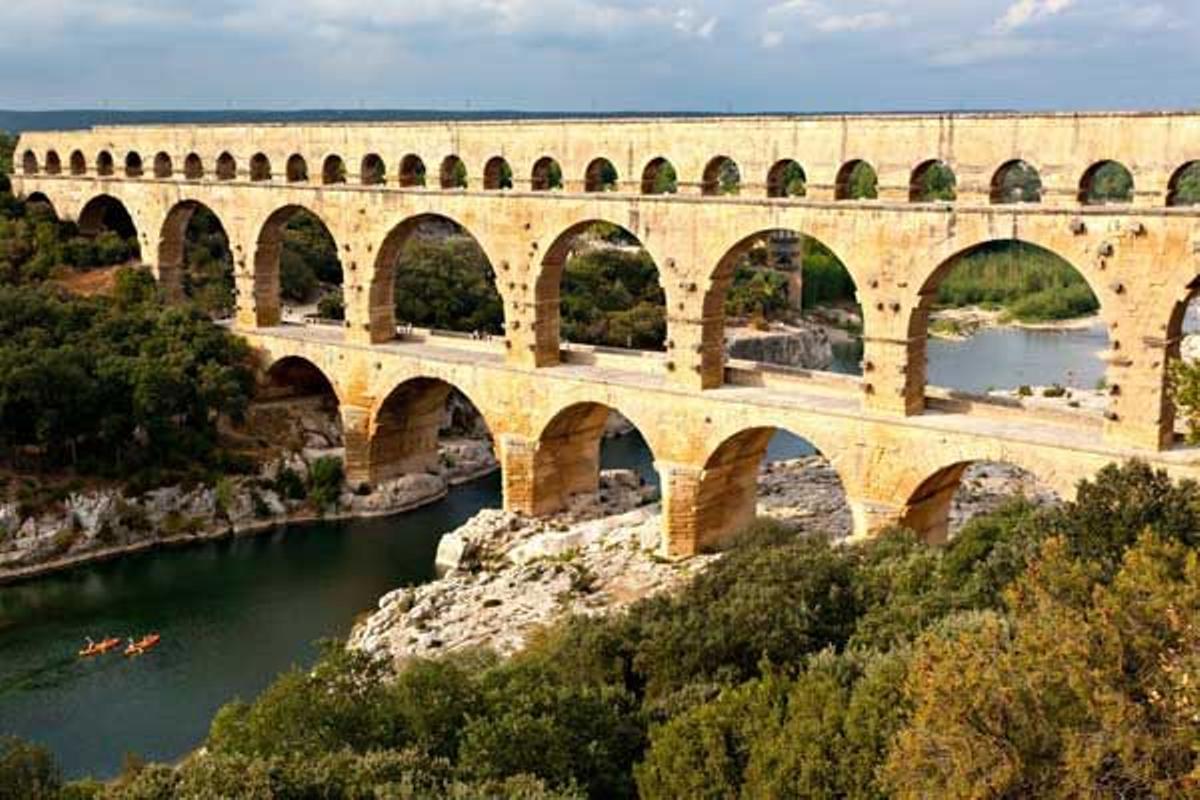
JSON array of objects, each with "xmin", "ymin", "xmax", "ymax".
[{"xmin": 12, "ymin": 112, "xmax": 1200, "ymax": 555}]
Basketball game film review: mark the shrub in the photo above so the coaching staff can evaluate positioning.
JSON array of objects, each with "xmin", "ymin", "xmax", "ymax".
[
  {"xmin": 0, "ymin": 736, "xmax": 61, "ymax": 800},
  {"xmin": 306, "ymin": 456, "xmax": 344, "ymax": 510}
]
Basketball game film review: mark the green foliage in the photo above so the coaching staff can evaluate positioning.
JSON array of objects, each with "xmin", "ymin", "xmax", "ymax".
[
  {"xmin": 272, "ymin": 466, "xmax": 307, "ymax": 500},
  {"xmin": 179, "ymin": 207, "xmax": 234, "ymax": 318},
  {"xmin": 317, "ymin": 288, "xmax": 345, "ymax": 320},
  {"xmin": 936, "ymin": 241, "xmax": 1099, "ymax": 322},
  {"xmin": 726, "ymin": 266, "xmax": 790, "ymax": 319},
  {"xmin": 843, "ymin": 161, "xmax": 878, "ymax": 199},
  {"xmin": 774, "ymin": 161, "xmax": 807, "ymax": 197},
  {"xmin": 883, "ymin": 534, "xmax": 1200, "ymax": 798},
  {"xmin": 913, "ymin": 162, "xmax": 956, "ymax": 201},
  {"xmin": 276, "ymin": 210, "xmax": 342, "ymax": 304},
  {"xmin": 393, "ymin": 237, "xmax": 504, "ymax": 334},
  {"xmin": 0, "ymin": 131, "xmax": 15, "ymax": 194},
  {"xmin": 1046, "ymin": 460, "xmax": 1200, "ymax": 574},
  {"xmin": 0, "ymin": 274, "xmax": 254, "ymax": 479},
  {"xmin": 0, "ymin": 736, "xmax": 61, "ymax": 800},
  {"xmin": 561, "ymin": 245, "xmax": 665, "ymax": 349},
  {"xmin": 802, "ymin": 239, "xmax": 858, "ymax": 308},
  {"xmin": 649, "ymin": 161, "xmax": 677, "ymax": 194},
  {"xmin": 0, "ymin": 197, "xmax": 137, "ymax": 285},
  {"xmin": 1172, "ymin": 161, "xmax": 1200, "ymax": 206},
  {"xmin": 994, "ymin": 160, "xmax": 1043, "ymax": 203},
  {"xmin": 1084, "ymin": 160, "xmax": 1134, "ymax": 204},
  {"xmin": 457, "ymin": 660, "xmax": 644, "ymax": 797},
  {"xmin": 1171, "ymin": 358, "xmax": 1200, "ymax": 444},
  {"xmin": 306, "ymin": 456, "xmax": 345, "ymax": 509}
]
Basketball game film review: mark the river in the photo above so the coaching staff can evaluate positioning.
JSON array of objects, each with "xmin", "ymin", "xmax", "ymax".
[{"xmin": 0, "ymin": 324, "xmax": 1108, "ymax": 780}]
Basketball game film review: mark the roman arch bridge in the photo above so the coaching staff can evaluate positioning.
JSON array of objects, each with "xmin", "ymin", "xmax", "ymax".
[{"xmin": 12, "ymin": 112, "xmax": 1200, "ymax": 555}]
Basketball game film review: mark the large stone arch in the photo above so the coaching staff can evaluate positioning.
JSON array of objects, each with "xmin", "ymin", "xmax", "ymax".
[
  {"xmin": 687, "ymin": 424, "xmax": 852, "ymax": 551},
  {"xmin": 530, "ymin": 217, "xmax": 670, "ymax": 367},
  {"xmin": 260, "ymin": 353, "xmax": 345, "ymax": 407},
  {"xmin": 364, "ymin": 373, "xmax": 498, "ymax": 484},
  {"xmin": 697, "ymin": 220, "xmax": 862, "ymax": 388},
  {"xmin": 367, "ymin": 212, "xmax": 502, "ymax": 344},
  {"xmin": 157, "ymin": 199, "xmax": 234, "ymax": 305},
  {"xmin": 901, "ymin": 233, "xmax": 1113, "ymax": 404},
  {"xmin": 524, "ymin": 398, "xmax": 661, "ymax": 517},
  {"xmin": 76, "ymin": 192, "xmax": 148, "ymax": 262},
  {"xmin": 895, "ymin": 451, "xmax": 1083, "ymax": 544},
  {"xmin": 251, "ymin": 203, "xmax": 342, "ymax": 329}
]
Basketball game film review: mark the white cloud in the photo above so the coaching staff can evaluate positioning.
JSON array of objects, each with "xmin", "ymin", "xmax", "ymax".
[
  {"xmin": 995, "ymin": 0, "xmax": 1075, "ymax": 32},
  {"xmin": 766, "ymin": 0, "xmax": 902, "ymax": 36},
  {"xmin": 761, "ymin": 29, "xmax": 785, "ymax": 48},
  {"xmin": 816, "ymin": 11, "xmax": 894, "ymax": 32}
]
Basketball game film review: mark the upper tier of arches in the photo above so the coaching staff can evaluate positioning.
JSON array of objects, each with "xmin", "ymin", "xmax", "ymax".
[{"xmin": 22, "ymin": 144, "xmax": 1200, "ymax": 207}]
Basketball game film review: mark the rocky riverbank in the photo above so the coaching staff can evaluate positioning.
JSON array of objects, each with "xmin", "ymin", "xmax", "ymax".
[
  {"xmin": 930, "ymin": 306, "xmax": 1101, "ymax": 340},
  {"xmin": 351, "ymin": 457, "xmax": 1057, "ymax": 664},
  {"xmin": 0, "ymin": 438, "xmax": 496, "ymax": 585}
]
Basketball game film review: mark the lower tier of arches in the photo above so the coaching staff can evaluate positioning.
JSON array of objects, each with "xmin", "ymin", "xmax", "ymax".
[{"xmin": 248, "ymin": 330, "xmax": 1195, "ymax": 558}]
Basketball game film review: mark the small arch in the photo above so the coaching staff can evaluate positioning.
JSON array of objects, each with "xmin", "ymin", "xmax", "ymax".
[
  {"xmin": 767, "ymin": 160, "xmax": 806, "ymax": 198},
  {"xmin": 360, "ymin": 154, "xmax": 386, "ymax": 186},
  {"xmin": 322, "ymin": 154, "xmax": 347, "ymax": 185},
  {"xmin": 835, "ymin": 160, "xmax": 877, "ymax": 200},
  {"xmin": 21, "ymin": 150, "xmax": 38, "ymax": 175},
  {"xmin": 43, "ymin": 150, "xmax": 62, "ymax": 176},
  {"xmin": 369, "ymin": 213, "xmax": 502, "ymax": 343},
  {"xmin": 532, "ymin": 156, "xmax": 563, "ymax": 191},
  {"xmin": 153, "ymin": 152, "xmax": 173, "ymax": 179},
  {"xmin": 367, "ymin": 377, "xmax": 496, "ymax": 484},
  {"xmin": 483, "ymin": 156, "xmax": 513, "ymax": 190},
  {"xmin": 530, "ymin": 401, "xmax": 659, "ymax": 515},
  {"xmin": 702, "ymin": 156, "xmax": 741, "ymax": 196},
  {"xmin": 69, "ymin": 150, "xmax": 87, "ymax": 176},
  {"xmin": 286, "ymin": 154, "xmax": 309, "ymax": 183},
  {"xmin": 250, "ymin": 153, "xmax": 272, "ymax": 182},
  {"xmin": 990, "ymin": 160, "xmax": 1042, "ymax": 204},
  {"xmin": 124, "ymin": 152, "xmax": 144, "ymax": 178},
  {"xmin": 184, "ymin": 153, "xmax": 204, "ymax": 180},
  {"xmin": 909, "ymin": 160, "xmax": 957, "ymax": 202},
  {"xmin": 584, "ymin": 158, "xmax": 619, "ymax": 192},
  {"xmin": 641, "ymin": 157, "xmax": 678, "ymax": 195},
  {"xmin": 1167, "ymin": 162, "xmax": 1200, "ymax": 207},
  {"xmin": 216, "ymin": 152, "xmax": 237, "ymax": 181},
  {"xmin": 399, "ymin": 155, "xmax": 427, "ymax": 188},
  {"xmin": 1079, "ymin": 160, "xmax": 1134, "ymax": 205},
  {"xmin": 96, "ymin": 151, "xmax": 115, "ymax": 177},
  {"xmin": 440, "ymin": 155, "xmax": 467, "ymax": 189}
]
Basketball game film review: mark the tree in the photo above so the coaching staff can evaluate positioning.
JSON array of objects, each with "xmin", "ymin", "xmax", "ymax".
[
  {"xmin": 883, "ymin": 535, "xmax": 1200, "ymax": 799},
  {"xmin": 0, "ymin": 736, "xmax": 61, "ymax": 800}
]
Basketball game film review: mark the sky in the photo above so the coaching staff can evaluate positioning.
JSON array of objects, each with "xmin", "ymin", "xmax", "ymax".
[{"xmin": 0, "ymin": 0, "xmax": 1196, "ymax": 112}]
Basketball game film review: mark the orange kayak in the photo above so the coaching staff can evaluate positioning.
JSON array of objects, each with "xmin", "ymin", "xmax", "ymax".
[
  {"xmin": 124, "ymin": 634, "xmax": 161, "ymax": 657},
  {"xmin": 79, "ymin": 637, "xmax": 121, "ymax": 658}
]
